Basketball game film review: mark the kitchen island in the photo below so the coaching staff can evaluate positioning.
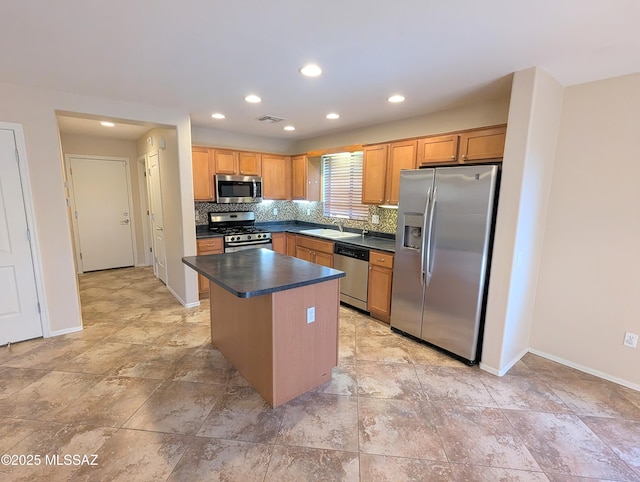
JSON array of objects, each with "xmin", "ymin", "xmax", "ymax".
[{"xmin": 182, "ymin": 248, "xmax": 345, "ymax": 407}]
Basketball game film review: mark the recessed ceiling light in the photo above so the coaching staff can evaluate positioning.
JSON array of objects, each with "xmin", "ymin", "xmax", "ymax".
[
  {"xmin": 211, "ymin": 113, "xmax": 226, "ymax": 119},
  {"xmin": 284, "ymin": 125, "xmax": 296, "ymax": 131},
  {"xmin": 299, "ymin": 64, "xmax": 322, "ymax": 77},
  {"xmin": 100, "ymin": 121, "xmax": 115, "ymax": 127},
  {"xmin": 326, "ymin": 113, "xmax": 340, "ymax": 120},
  {"xmin": 244, "ymin": 94, "xmax": 262, "ymax": 103},
  {"xmin": 388, "ymin": 95, "xmax": 405, "ymax": 103}
]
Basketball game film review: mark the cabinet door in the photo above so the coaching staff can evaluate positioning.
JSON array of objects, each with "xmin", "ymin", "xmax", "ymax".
[
  {"xmin": 262, "ymin": 154, "xmax": 290, "ymax": 200},
  {"xmin": 386, "ymin": 140, "xmax": 417, "ymax": 205},
  {"xmin": 368, "ymin": 265, "xmax": 393, "ymax": 323},
  {"xmin": 295, "ymin": 245, "xmax": 314, "ymax": 263},
  {"xmin": 238, "ymin": 151, "xmax": 261, "ymax": 176},
  {"xmin": 213, "ymin": 149, "xmax": 238, "ymax": 174},
  {"xmin": 271, "ymin": 232, "xmax": 287, "ymax": 254},
  {"xmin": 197, "ymin": 238, "xmax": 223, "ymax": 296},
  {"xmin": 314, "ymin": 251, "xmax": 333, "ymax": 268},
  {"xmin": 192, "ymin": 147, "xmax": 214, "ymax": 201},
  {"xmin": 286, "ymin": 233, "xmax": 296, "ymax": 256},
  {"xmin": 417, "ymin": 134, "xmax": 459, "ymax": 165},
  {"xmin": 362, "ymin": 144, "xmax": 389, "ymax": 204},
  {"xmin": 291, "ymin": 155, "xmax": 307, "ymax": 200},
  {"xmin": 459, "ymin": 126, "xmax": 506, "ymax": 162}
]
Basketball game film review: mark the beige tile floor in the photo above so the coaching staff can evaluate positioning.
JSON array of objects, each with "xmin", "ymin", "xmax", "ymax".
[{"xmin": 0, "ymin": 267, "xmax": 639, "ymax": 481}]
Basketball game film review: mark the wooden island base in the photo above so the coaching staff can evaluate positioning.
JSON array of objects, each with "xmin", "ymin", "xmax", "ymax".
[{"xmin": 210, "ymin": 279, "xmax": 339, "ymax": 407}]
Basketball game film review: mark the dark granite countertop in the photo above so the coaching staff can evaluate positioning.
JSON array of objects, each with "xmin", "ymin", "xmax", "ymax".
[
  {"xmin": 196, "ymin": 222, "xmax": 396, "ymax": 253},
  {"xmin": 183, "ymin": 248, "xmax": 345, "ymax": 298}
]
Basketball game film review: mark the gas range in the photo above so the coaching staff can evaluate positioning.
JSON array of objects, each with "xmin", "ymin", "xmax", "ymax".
[{"xmin": 208, "ymin": 211, "xmax": 272, "ymax": 252}]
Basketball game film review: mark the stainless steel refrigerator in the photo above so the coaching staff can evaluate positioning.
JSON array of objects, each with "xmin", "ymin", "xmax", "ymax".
[{"xmin": 390, "ymin": 165, "xmax": 499, "ymax": 364}]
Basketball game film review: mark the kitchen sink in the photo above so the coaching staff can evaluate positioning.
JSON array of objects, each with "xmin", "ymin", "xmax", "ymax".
[{"xmin": 299, "ymin": 228, "xmax": 361, "ymax": 240}]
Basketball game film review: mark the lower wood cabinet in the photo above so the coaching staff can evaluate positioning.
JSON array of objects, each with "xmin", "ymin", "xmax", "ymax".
[
  {"xmin": 271, "ymin": 232, "xmax": 287, "ymax": 254},
  {"xmin": 286, "ymin": 233, "xmax": 297, "ymax": 256},
  {"xmin": 196, "ymin": 237, "xmax": 223, "ymax": 297},
  {"xmin": 368, "ymin": 250, "xmax": 394, "ymax": 323},
  {"xmin": 294, "ymin": 235, "xmax": 334, "ymax": 268}
]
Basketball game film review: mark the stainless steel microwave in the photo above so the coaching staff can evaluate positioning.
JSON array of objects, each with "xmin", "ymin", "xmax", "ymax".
[{"xmin": 215, "ymin": 175, "xmax": 263, "ymax": 203}]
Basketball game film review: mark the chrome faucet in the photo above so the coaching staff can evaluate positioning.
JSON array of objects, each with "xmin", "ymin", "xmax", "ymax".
[{"xmin": 334, "ymin": 218, "xmax": 344, "ymax": 232}]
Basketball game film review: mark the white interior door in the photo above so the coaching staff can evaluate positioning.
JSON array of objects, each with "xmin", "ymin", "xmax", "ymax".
[
  {"xmin": 0, "ymin": 128, "xmax": 43, "ymax": 344},
  {"xmin": 69, "ymin": 157, "xmax": 134, "ymax": 272},
  {"xmin": 147, "ymin": 151, "xmax": 167, "ymax": 283}
]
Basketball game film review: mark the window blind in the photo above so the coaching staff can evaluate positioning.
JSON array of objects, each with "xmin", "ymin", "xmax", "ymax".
[{"xmin": 322, "ymin": 151, "xmax": 369, "ymax": 220}]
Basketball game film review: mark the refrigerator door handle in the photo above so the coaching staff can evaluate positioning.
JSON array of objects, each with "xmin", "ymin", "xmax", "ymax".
[
  {"xmin": 425, "ymin": 186, "xmax": 437, "ymax": 286},
  {"xmin": 420, "ymin": 188, "xmax": 431, "ymax": 286}
]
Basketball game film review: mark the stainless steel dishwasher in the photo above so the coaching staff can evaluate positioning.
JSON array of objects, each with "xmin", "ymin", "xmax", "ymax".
[{"xmin": 333, "ymin": 243, "xmax": 369, "ymax": 311}]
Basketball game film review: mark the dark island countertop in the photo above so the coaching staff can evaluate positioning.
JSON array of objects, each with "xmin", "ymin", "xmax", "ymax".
[{"xmin": 183, "ymin": 248, "xmax": 345, "ymax": 299}]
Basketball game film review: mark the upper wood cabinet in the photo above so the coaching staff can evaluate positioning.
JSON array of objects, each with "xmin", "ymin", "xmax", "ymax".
[
  {"xmin": 262, "ymin": 154, "xmax": 291, "ymax": 200},
  {"xmin": 212, "ymin": 149, "xmax": 238, "ymax": 175},
  {"xmin": 237, "ymin": 151, "xmax": 262, "ymax": 176},
  {"xmin": 212, "ymin": 149, "xmax": 262, "ymax": 176},
  {"xmin": 417, "ymin": 134, "xmax": 460, "ymax": 165},
  {"xmin": 362, "ymin": 140, "xmax": 416, "ymax": 205},
  {"xmin": 362, "ymin": 144, "xmax": 389, "ymax": 204},
  {"xmin": 386, "ymin": 140, "xmax": 417, "ymax": 205},
  {"xmin": 292, "ymin": 155, "xmax": 321, "ymax": 201},
  {"xmin": 459, "ymin": 126, "xmax": 506, "ymax": 162},
  {"xmin": 417, "ymin": 125, "xmax": 507, "ymax": 166},
  {"xmin": 192, "ymin": 147, "xmax": 215, "ymax": 201}
]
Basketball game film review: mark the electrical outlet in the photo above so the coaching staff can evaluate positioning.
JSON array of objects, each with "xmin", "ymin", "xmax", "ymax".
[
  {"xmin": 273, "ymin": 208, "xmax": 278, "ymax": 216},
  {"xmin": 306, "ymin": 307, "xmax": 315, "ymax": 323},
  {"xmin": 623, "ymin": 332, "xmax": 638, "ymax": 348},
  {"xmin": 194, "ymin": 210, "xmax": 199, "ymax": 221},
  {"xmin": 306, "ymin": 208, "xmax": 311, "ymax": 216},
  {"xmin": 372, "ymin": 214, "xmax": 380, "ymax": 224}
]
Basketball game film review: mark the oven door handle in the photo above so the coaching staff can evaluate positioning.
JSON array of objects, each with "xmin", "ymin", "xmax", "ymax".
[{"xmin": 225, "ymin": 239, "xmax": 272, "ymax": 247}]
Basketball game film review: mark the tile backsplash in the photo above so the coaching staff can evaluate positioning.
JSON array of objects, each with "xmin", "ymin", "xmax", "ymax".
[{"xmin": 195, "ymin": 201, "xmax": 397, "ymax": 234}]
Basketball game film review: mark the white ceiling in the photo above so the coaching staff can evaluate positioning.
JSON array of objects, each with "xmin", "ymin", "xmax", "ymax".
[{"xmin": 3, "ymin": 1, "xmax": 639, "ymax": 141}]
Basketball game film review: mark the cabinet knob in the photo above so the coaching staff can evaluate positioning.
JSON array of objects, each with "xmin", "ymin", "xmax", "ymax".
[
  {"xmin": 377, "ymin": 258, "xmax": 385, "ymax": 262},
  {"xmin": 451, "ymin": 155, "xmax": 456, "ymax": 160},
  {"xmin": 461, "ymin": 154, "xmax": 467, "ymax": 160}
]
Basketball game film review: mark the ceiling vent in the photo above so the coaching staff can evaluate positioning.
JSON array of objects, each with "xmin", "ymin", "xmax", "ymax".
[{"xmin": 256, "ymin": 115, "xmax": 285, "ymax": 123}]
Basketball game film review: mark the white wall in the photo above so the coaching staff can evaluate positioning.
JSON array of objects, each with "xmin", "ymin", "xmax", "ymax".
[
  {"xmin": 0, "ymin": 82, "xmax": 194, "ymax": 335},
  {"xmin": 530, "ymin": 73, "xmax": 640, "ymax": 389},
  {"xmin": 137, "ymin": 128, "xmax": 198, "ymax": 307},
  {"xmin": 59, "ymin": 133, "xmax": 145, "ymax": 264},
  {"xmin": 481, "ymin": 68, "xmax": 564, "ymax": 375},
  {"xmin": 192, "ymin": 126, "xmax": 296, "ymax": 154},
  {"xmin": 293, "ymin": 97, "xmax": 511, "ymax": 153}
]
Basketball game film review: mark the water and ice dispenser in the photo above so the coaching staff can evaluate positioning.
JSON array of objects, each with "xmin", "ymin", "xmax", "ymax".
[{"xmin": 401, "ymin": 214, "xmax": 423, "ymax": 250}]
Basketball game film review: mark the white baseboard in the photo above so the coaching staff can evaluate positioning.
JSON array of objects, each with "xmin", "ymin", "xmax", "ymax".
[
  {"xmin": 166, "ymin": 284, "xmax": 200, "ymax": 308},
  {"xmin": 46, "ymin": 326, "xmax": 83, "ymax": 338},
  {"xmin": 480, "ymin": 347, "xmax": 529, "ymax": 377},
  {"xmin": 528, "ymin": 348, "xmax": 640, "ymax": 392}
]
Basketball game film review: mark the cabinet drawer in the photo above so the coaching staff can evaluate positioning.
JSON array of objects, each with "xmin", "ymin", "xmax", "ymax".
[
  {"xmin": 197, "ymin": 237, "xmax": 223, "ymax": 253},
  {"xmin": 295, "ymin": 235, "xmax": 334, "ymax": 254},
  {"xmin": 369, "ymin": 250, "xmax": 394, "ymax": 269}
]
